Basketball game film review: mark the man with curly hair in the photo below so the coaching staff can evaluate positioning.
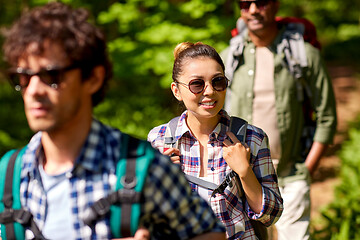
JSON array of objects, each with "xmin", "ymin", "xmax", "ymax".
[{"xmin": 0, "ymin": 2, "xmax": 226, "ymax": 239}]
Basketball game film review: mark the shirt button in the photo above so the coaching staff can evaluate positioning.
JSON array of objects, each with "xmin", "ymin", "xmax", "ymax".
[
  {"xmin": 247, "ymin": 92, "xmax": 252, "ymax": 98},
  {"xmin": 211, "ymin": 167, "xmax": 215, "ymax": 171},
  {"xmin": 248, "ymin": 69, "xmax": 254, "ymax": 76},
  {"xmin": 66, "ymin": 172, "xmax": 72, "ymax": 178},
  {"xmin": 250, "ymin": 48, "xmax": 255, "ymax": 54}
]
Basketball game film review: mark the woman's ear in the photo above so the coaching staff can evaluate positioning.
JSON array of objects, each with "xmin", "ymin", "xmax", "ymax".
[
  {"xmin": 171, "ymin": 82, "xmax": 183, "ymax": 102},
  {"xmin": 85, "ymin": 65, "xmax": 105, "ymax": 94}
]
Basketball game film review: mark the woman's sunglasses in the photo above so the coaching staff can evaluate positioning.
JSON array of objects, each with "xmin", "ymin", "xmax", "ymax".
[
  {"xmin": 176, "ymin": 76, "xmax": 228, "ymax": 94},
  {"xmin": 238, "ymin": 0, "xmax": 272, "ymax": 11},
  {"xmin": 7, "ymin": 64, "xmax": 79, "ymax": 91}
]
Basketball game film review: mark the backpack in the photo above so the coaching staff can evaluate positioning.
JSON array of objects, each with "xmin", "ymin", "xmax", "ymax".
[
  {"xmin": 0, "ymin": 134, "xmax": 154, "ymax": 239},
  {"xmin": 164, "ymin": 116, "xmax": 268, "ymax": 239},
  {"xmin": 225, "ymin": 16, "xmax": 320, "ymax": 160}
]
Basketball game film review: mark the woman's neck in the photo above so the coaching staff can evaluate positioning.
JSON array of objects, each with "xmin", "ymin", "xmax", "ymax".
[{"xmin": 186, "ymin": 112, "xmax": 220, "ymax": 142}]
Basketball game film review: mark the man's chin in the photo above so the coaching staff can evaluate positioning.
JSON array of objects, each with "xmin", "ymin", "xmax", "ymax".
[
  {"xmin": 27, "ymin": 119, "xmax": 55, "ymax": 133},
  {"xmin": 248, "ymin": 23, "xmax": 265, "ymax": 32}
]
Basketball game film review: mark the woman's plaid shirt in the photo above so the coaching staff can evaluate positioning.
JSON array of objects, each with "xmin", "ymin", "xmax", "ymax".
[
  {"xmin": 18, "ymin": 119, "xmax": 225, "ymax": 239},
  {"xmin": 148, "ymin": 110, "xmax": 283, "ymax": 240}
]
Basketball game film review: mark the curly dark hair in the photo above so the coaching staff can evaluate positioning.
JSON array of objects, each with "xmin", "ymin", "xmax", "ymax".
[{"xmin": 3, "ymin": 2, "xmax": 112, "ymax": 106}]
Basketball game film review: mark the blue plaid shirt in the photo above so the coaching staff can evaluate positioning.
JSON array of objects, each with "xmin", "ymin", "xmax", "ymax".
[{"xmin": 19, "ymin": 119, "xmax": 225, "ymax": 239}]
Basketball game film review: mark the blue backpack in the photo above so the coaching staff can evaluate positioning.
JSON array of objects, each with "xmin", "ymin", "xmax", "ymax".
[{"xmin": 0, "ymin": 134, "xmax": 154, "ymax": 239}]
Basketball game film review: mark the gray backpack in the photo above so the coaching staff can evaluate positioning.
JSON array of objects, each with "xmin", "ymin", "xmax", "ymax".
[{"xmin": 225, "ymin": 17, "xmax": 319, "ymax": 160}]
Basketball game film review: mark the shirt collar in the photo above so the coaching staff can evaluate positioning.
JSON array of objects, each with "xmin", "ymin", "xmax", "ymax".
[
  {"xmin": 214, "ymin": 110, "xmax": 231, "ymax": 141},
  {"xmin": 175, "ymin": 110, "xmax": 231, "ymax": 142},
  {"xmin": 21, "ymin": 119, "xmax": 121, "ymax": 178},
  {"xmin": 74, "ymin": 119, "xmax": 121, "ymax": 173}
]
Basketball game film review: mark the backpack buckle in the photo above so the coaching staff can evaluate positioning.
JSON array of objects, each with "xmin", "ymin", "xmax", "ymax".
[
  {"xmin": 91, "ymin": 197, "xmax": 111, "ymax": 217},
  {"xmin": 82, "ymin": 197, "xmax": 111, "ymax": 226},
  {"xmin": 116, "ymin": 188, "xmax": 141, "ymax": 204},
  {"xmin": 0, "ymin": 208, "xmax": 14, "ymax": 224},
  {"xmin": 14, "ymin": 209, "xmax": 32, "ymax": 225},
  {"xmin": 120, "ymin": 176, "xmax": 137, "ymax": 189}
]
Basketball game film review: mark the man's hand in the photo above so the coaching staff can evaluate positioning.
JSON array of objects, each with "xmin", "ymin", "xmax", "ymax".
[{"xmin": 305, "ymin": 141, "xmax": 328, "ymax": 177}]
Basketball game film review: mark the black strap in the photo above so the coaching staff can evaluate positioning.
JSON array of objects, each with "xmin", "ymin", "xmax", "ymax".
[
  {"xmin": 210, "ymin": 117, "xmax": 247, "ymax": 197},
  {"xmin": 120, "ymin": 136, "xmax": 139, "ymax": 237},
  {"xmin": 82, "ymin": 136, "xmax": 141, "ymax": 237},
  {"xmin": 211, "ymin": 171, "xmax": 240, "ymax": 198},
  {"xmin": 1, "ymin": 150, "xmax": 46, "ymax": 240},
  {"xmin": 3, "ymin": 149, "xmax": 20, "ymax": 240}
]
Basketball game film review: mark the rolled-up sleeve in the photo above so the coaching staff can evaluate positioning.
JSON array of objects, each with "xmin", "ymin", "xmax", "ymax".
[{"xmin": 245, "ymin": 127, "xmax": 284, "ymax": 226}]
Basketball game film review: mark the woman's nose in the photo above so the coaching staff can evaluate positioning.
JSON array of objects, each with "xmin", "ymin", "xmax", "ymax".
[{"xmin": 202, "ymin": 82, "xmax": 215, "ymax": 95}]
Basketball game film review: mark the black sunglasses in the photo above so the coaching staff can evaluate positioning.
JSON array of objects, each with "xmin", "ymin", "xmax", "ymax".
[
  {"xmin": 7, "ymin": 64, "xmax": 79, "ymax": 91},
  {"xmin": 238, "ymin": 0, "xmax": 272, "ymax": 11},
  {"xmin": 176, "ymin": 76, "xmax": 228, "ymax": 94}
]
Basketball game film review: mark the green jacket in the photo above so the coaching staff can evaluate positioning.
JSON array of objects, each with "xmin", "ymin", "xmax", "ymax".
[{"xmin": 221, "ymin": 27, "xmax": 337, "ymax": 183}]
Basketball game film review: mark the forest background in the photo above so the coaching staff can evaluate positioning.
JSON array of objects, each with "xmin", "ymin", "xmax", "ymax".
[
  {"xmin": 1, "ymin": 0, "xmax": 359, "ymax": 148},
  {"xmin": 0, "ymin": 0, "xmax": 359, "ymax": 238}
]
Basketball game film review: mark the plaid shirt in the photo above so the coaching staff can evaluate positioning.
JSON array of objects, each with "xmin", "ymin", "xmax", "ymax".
[
  {"xmin": 148, "ymin": 110, "xmax": 283, "ymax": 240},
  {"xmin": 19, "ymin": 119, "xmax": 225, "ymax": 239}
]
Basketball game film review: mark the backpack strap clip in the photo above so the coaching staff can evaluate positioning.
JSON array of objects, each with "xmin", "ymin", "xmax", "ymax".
[
  {"xmin": 115, "ymin": 188, "xmax": 141, "ymax": 204},
  {"xmin": 211, "ymin": 171, "xmax": 238, "ymax": 198},
  {"xmin": 120, "ymin": 175, "xmax": 137, "ymax": 189},
  {"xmin": 90, "ymin": 197, "xmax": 112, "ymax": 220},
  {"xmin": 14, "ymin": 209, "xmax": 33, "ymax": 225},
  {"xmin": 0, "ymin": 208, "xmax": 15, "ymax": 224},
  {"xmin": 164, "ymin": 117, "xmax": 180, "ymax": 150}
]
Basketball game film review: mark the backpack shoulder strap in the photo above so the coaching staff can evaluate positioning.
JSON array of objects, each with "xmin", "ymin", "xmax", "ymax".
[
  {"xmin": 229, "ymin": 116, "xmax": 248, "ymax": 144},
  {"xmin": 225, "ymin": 18, "xmax": 248, "ymax": 84},
  {"xmin": 163, "ymin": 116, "xmax": 180, "ymax": 151},
  {"xmin": 184, "ymin": 116, "xmax": 248, "ymax": 196},
  {"xmin": 0, "ymin": 147, "xmax": 44, "ymax": 240},
  {"xmin": 111, "ymin": 134, "xmax": 154, "ymax": 237},
  {"xmin": 83, "ymin": 134, "xmax": 155, "ymax": 238},
  {"xmin": 211, "ymin": 117, "xmax": 248, "ymax": 197},
  {"xmin": 278, "ymin": 22, "xmax": 313, "ymax": 102},
  {"xmin": 0, "ymin": 148, "xmax": 25, "ymax": 240}
]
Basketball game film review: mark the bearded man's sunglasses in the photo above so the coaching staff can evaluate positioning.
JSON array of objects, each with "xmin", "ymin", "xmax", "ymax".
[
  {"xmin": 6, "ymin": 64, "xmax": 79, "ymax": 91},
  {"xmin": 238, "ymin": 0, "xmax": 272, "ymax": 11},
  {"xmin": 176, "ymin": 76, "xmax": 228, "ymax": 94}
]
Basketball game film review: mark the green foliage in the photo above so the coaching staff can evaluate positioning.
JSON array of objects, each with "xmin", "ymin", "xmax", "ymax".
[
  {"xmin": 93, "ymin": 0, "xmax": 235, "ymax": 138},
  {"xmin": 0, "ymin": 81, "xmax": 32, "ymax": 155},
  {"xmin": 0, "ymin": 0, "xmax": 359, "ymax": 147},
  {"xmin": 276, "ymin": 0, "xmax": 360, "ymax": 45},
  {"xmin": 323, "ymin": 37, "xmax": 360, "ymax": 69},
  {"xmin": 312, "ymin": 116, "xmax": 360, "ymax": 240}
]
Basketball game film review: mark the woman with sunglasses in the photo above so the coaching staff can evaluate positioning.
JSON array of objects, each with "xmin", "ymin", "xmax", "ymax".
[{"xmin": 147, "ymin": 42, "xmax": 283, "ymax": 239}]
